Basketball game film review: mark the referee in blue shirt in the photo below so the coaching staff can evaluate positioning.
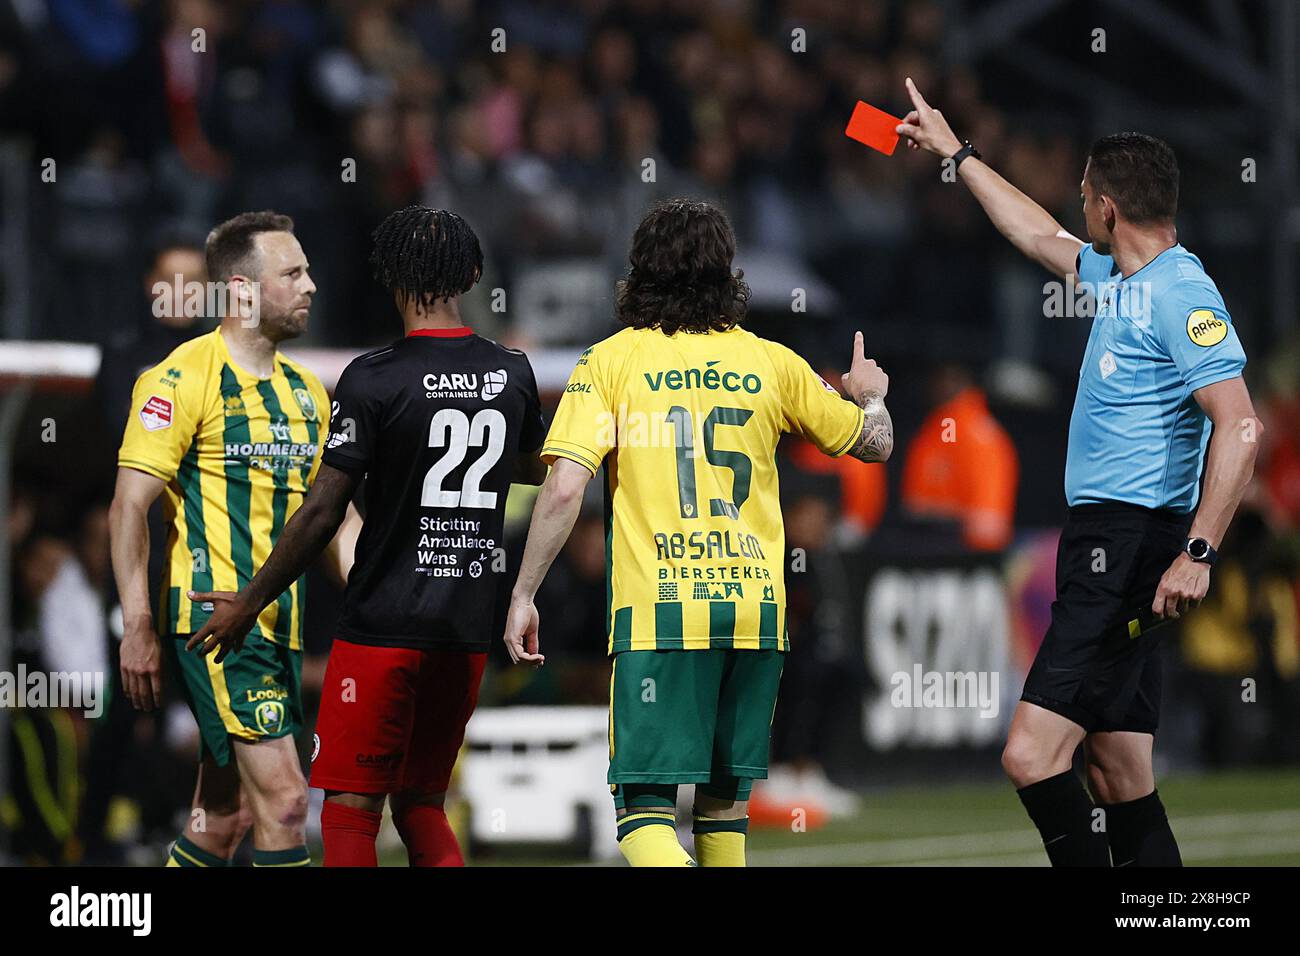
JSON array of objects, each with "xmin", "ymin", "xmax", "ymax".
[{"xmin": 897, "ymin": 79, "xmax": 1263, "ymax": 867}]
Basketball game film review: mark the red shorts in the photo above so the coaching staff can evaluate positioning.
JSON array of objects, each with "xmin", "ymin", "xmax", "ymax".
[{"xmin": 309, "ymin": 638, "xmax": 486, "ymax": 795}]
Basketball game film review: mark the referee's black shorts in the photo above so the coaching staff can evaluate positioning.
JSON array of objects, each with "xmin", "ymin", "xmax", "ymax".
[{"xmin": 1020, "ymin": 502, "xmax": 1192, "ymax": 734}]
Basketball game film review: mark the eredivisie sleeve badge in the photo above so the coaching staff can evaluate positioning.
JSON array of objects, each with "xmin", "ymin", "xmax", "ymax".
[{"xmin": 139, "ymin": 395, "xmax": 173, "ymax": 431}]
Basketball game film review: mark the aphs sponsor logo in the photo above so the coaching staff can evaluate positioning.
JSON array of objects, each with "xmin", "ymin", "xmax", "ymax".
[
  {"xmin": 50, "ymin": 886, "xmax": 151, "ymax": 936},
  {"xmin": 139, "ymin": 395, "xmax": 173, "ymax": 431}
]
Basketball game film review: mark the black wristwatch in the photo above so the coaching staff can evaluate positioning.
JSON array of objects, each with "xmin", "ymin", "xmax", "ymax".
[
  {"xmin": 1184, "ymin": 537, "xmax": 1218, "ymax": 566},
  {"xmin": 950, "ymin": 141, "xmax": 981, "ymax": 169}
]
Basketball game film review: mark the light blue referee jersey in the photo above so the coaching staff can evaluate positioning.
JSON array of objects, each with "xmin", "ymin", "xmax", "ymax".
[{"xmin": 1064, "ymin": 243, "xmax": 1246, "ymax": 512}]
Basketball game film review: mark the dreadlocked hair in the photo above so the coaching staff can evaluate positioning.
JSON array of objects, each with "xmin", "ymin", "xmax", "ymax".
[
  {"xmin": 615, "ymin": 198, "xmax": 749, "ymax": 335},
  {"xmin": 369, "ymin": 206, "xmax": 484, "ymax": 309}
]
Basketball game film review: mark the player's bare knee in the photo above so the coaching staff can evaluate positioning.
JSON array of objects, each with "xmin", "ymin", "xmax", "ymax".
[
  {"xmin": 279, "ymin": 788, "xmax": 310, "ymax": 830},
  {"xmin": 1091, "ymin": 760, "xmax": 1149, "ymax": 804},
  {"xmin": 1084, "ymin": 736, "xmax": 1154, "ymax": 803},
  {"xmin": 1001, "ymin": 735, "xmax": 1050, "ymax": 787},
  {"xmin": 1085, "ymin": 759, "xmax": 1115, "ymax": 805},
  {"xmin": 255, "ymin": 782, "xmax": 308, "ymax": 832},
  {"xmin": 1000, "ymin": 736, "xmax": 1029, "ymax": 784}
]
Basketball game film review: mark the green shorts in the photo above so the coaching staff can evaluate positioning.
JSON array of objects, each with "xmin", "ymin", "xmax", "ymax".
[
  {"xmin": 170, "ymin": 635, "xmax": 303, "ymax": 767},
  {"xmin": 608, "ymin": 649, "xmax": 785, "ymax": 787}
]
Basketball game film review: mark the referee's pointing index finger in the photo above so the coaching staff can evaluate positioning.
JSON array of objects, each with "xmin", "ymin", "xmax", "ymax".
[{"xmin": 905, "ymin": 76, "xmax": 929, "ymax": 111}]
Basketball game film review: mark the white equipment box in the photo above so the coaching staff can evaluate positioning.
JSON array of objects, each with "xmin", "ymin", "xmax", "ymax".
[{"xmin": 461, "ymin": 706, "xmax": 619, "ymax": 861}]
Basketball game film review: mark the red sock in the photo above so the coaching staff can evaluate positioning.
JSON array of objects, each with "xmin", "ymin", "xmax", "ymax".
[
  {"xmin": 392, "ymin": 804, "xmax": 464, "ymax": 867},
  {"xmin": 321, "ymin": 801, "xmax": 382, "ymax": 867}
]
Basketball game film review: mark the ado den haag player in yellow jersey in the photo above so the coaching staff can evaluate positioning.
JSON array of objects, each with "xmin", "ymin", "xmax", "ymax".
[
  {"xmin": 191, "ymin": 208, "xmax": 547, "ymax": 867},
  {"xmin": 503, "ymin": 199, "xmax": 894, "ymax": 866},
  {"xmin": 110, "ymin": 212, "xmax": 329, "ymax": 868}
]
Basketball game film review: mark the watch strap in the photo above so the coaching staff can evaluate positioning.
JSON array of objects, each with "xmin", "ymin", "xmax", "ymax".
[{"xmin": 951, "ymin": 142, "xmax": 981, "ymax": 169}]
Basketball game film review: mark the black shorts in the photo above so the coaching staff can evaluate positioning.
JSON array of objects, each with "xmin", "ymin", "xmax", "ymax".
[{"xmin": 1020, "ymin": 502, "xmax": 1192, "ymax": 734}]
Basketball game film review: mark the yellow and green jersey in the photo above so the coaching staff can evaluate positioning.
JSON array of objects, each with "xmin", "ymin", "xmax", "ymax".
[
  {"xmin": 543, "ymin": 326, "xmax": 865, "ymax": 654},
  {"xmin": 117, "ymin": 328, "xmax": 330, "ymax": 649}
]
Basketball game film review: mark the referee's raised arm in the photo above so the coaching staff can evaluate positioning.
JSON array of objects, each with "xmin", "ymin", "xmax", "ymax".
[{"xmin": 895, "ymin": 76, "xmax": 1084, "ymax": 281}]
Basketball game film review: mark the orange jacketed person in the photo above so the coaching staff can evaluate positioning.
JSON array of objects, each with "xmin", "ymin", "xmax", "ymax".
[{"xmin": 901, "ymin": 366, "xmax": 1019, "ymax": 551}]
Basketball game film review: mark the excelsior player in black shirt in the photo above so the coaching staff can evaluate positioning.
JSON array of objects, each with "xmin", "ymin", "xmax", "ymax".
[{"xmin": 189, "ymin": 208, "xmax": 546, "ymax": 866}]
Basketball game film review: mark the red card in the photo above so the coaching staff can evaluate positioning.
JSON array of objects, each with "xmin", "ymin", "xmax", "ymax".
[{"xmin": 845, "ymin": 100, "xmax": 902, "ymax": 156}]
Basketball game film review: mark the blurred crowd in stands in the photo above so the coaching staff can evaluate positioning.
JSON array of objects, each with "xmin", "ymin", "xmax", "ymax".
[{"xmin": 0, "ymin": 0, "xmax": 1297, "ymax": 862}]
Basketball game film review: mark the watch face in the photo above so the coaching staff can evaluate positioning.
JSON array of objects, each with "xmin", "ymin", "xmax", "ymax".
[{"xmin": 1188, "ymin": 539, "xmax": 1209, "ymax": 559}]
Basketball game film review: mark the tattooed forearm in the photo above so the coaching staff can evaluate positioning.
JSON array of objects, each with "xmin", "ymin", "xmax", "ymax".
[{"xmin": 847, "ymin": 389, "xmax": 894, "ymax": 463}]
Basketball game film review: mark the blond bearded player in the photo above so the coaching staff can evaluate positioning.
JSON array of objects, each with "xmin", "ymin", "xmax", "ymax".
[{"xmin": 110, "ymin": 211, "xmax": 329, "ymax": 868}]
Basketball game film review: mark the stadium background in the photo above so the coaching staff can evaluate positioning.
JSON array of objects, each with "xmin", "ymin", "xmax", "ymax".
[{"xmin": 0, "ymin": 0, "xmax": 1297, "ymax": 865}]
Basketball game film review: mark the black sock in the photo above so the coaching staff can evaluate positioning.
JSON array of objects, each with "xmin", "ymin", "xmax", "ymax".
[
  {"xmin": 1016, "ymin": 770, "xmax": 1111, "ymax": 867},
  {"xmin": 1101, "ymin": 790, "xmax": 1182, "ymax": 867}
]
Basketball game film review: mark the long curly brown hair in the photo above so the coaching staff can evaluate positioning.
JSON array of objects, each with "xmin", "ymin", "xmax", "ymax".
[{"xmin": 615, "ymin": 198, "xmax": 750, "ymax": 335}]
